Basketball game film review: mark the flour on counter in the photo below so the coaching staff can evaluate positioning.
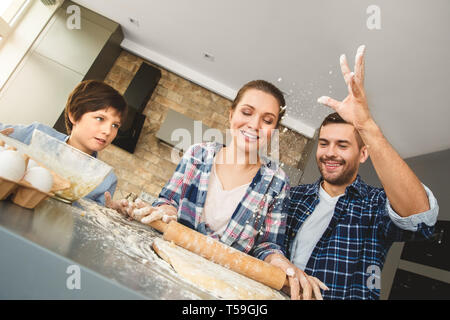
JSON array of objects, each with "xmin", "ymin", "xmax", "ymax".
[{"xmin": 75, "ymin": 199, "xmax": 287, "ymax": 300}]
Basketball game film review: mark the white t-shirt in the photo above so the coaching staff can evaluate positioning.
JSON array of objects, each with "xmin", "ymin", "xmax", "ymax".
[
  {"xmin": 201, "ymin": 160, "xmax": 250, "ymax": 236},
  {"xmin": 290, "ymin": 184, "xmax": 344, "ymax": 270}
]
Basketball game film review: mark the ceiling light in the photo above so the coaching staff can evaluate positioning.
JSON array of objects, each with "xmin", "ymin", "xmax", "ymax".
[
  {"xmin": 202, "ymin": 52, "xmax": 215, "ymax": 62},
  {"xmin": 128, "ymin": 17, "xmax": 139, "ymax": 27}
]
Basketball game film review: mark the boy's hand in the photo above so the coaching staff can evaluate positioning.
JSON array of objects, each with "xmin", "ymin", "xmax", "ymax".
[
  {"xmin": 0, "ymin": 128, "xmax": 14, "ymax": 136},
  {"xmin": 104, "ymin": 191, "xmax": 130, "ymax": 215}
]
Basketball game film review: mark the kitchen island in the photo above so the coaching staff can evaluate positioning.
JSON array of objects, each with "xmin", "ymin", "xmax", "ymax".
[{"xmin": 0, "ymin": 197, "xmax": 215, "ymax": 299}]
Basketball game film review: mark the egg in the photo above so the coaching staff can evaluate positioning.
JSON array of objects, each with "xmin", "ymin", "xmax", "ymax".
[
  {"xmin": 0, "ymin": 150, "xmax": 26, "ymax": 182},
  {"xmin": 26, "ymin": 158, "xmax": 39, "ymax": 170},
  {"xmin": 23, "ymin": 166, "xmax": 54, "ymax": 193}
]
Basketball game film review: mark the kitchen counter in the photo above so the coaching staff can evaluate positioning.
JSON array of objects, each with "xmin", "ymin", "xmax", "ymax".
[{"xmin": 0, "ymin": 197, "xmax": 215, "ymax": 299}]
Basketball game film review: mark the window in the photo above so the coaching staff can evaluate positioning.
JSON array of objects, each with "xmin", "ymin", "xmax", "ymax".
[{"xmin": 0, "ymin": 0, "xmax": 31, "ymax": 39}]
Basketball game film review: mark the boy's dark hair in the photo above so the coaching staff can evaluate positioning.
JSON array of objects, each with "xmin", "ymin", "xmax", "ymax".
[
  {"xmin": 319, "ymin": 112, "xmax": 365, "ymax": 149},
  {"xmin": 64, "ymin": 80, "xmax": 127, "ymax": 133},
  {"xmin": 231, "ymin": 80, "xmax": 286, "ymax": 127}
]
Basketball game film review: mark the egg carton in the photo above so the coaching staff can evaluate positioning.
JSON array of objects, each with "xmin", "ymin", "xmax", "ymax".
[
  {"xmin": 0, "ymin": 138, "xmax": 70, "ymax": 209},
  {"xmin": 1, "ymin": 130, "xmax": 112, "ymax": 203},
  {"xmin": 0, "ymin": 176, "xmax": 53, "ymax": 209}
]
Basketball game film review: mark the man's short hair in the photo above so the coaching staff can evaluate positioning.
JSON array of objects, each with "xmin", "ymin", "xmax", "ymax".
[
  {"xmin": 319, "ymin": 112, "xmax": 365, "ymax": 149},
  {"xmin": 64, "ymin": 80, "xmax": 127, "ymax": 134}
]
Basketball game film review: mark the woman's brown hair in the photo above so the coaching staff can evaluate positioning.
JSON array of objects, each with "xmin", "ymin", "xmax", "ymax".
[
  {"xmin": 230, "ymin": 80, "xmax": 286, "ymax": 127},
  {"xmin": 64, "ymin": 80, "xmax": 127, "ymax": 133}
]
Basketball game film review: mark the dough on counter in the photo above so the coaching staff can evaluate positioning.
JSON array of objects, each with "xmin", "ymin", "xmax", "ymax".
[{"xmin": 152, "ymin": 237, "xmax": 287, "ymax": 300}]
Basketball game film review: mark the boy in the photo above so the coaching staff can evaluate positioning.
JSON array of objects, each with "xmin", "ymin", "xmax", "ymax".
[{"xmin": 0, "ymin": 80, "xmax": 127, "ymax": 206}]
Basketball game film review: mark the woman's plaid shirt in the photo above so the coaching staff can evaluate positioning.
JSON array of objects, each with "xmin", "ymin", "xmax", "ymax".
[{"xmin": 153, "ymin": 142, "xmax": 290, "ymax": 261}]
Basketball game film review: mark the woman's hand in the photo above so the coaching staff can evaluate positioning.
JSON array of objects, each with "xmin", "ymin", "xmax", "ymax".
[
  {"xmin": 265, "ymin": 253, "xmax": 329, "ymax": 300},
  {"xmin": 139, "ymin": 204, "xmax": 178, "ymax": 225},
  {"xmin": 105, "ymin": 192, "xmax": 177, "ymax": 224}
]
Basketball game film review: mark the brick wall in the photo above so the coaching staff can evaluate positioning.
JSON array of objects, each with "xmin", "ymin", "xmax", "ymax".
[{"xmin": 99, "ymin": 50, "xmax": 312, "ymax": 200}]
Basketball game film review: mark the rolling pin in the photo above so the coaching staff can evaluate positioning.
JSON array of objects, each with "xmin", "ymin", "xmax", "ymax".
[{"xmin": 149, "ymin": 220, "xmax": 287, "ymax": 290}]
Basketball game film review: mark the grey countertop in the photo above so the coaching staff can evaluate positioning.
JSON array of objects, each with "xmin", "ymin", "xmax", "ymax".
[{"xmin": 0, "ymin": 197, "xmax": 215, "ymax": 299}]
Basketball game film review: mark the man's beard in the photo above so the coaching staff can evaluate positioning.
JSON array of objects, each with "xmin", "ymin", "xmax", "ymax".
[{"xmin": 317, "ymin": 156, "xmax": 358, "ymax": 186}]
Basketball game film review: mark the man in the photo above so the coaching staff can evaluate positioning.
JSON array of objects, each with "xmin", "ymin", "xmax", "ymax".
[{"xmin": 284, "ymin": 45, "xmax": 439, "ymax": 299}]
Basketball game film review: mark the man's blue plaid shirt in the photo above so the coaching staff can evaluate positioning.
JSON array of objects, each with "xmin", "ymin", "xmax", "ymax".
[{"xmin": 284, "ymin": 175, "xmax": 438, "ymax": 299}]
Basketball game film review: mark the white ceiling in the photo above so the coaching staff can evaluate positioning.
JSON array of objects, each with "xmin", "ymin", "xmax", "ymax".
[{"xmin": 73, "ymin": 0, "xmax": 450, "ymax": 158}]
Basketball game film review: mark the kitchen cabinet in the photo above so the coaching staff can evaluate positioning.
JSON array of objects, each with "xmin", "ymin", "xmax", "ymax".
[
  {"xmin": 389, "ymin": 269, "xmax": 450, "ymax": 300},
  {"xmin": 0, "ymin": 0, "xmax": 122, "ymax": 128},
  {"xmin": 33, "ymin": 7, "xmax": 112, "ymax": 76},
  {"xmin": 0, "ymin": 51, "xmax": 82, "ymax": 126},
  {"xmin": 388, "ymin": 220, "xmax": 450, "ymax": 299},
  {"xmin": 400, "ymin": 220, "xmax": 449, "ymax": 271}
]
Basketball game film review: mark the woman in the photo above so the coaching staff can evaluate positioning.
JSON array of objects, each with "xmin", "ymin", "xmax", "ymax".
[{"xmin": 110, "ymin": 80, "xmax": 327, "ymax": 299}]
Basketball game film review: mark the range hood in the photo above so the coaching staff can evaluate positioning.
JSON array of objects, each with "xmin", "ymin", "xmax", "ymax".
[{"xmin": 112, "ymin": 62, "xmax": 161, "ymax": 153}]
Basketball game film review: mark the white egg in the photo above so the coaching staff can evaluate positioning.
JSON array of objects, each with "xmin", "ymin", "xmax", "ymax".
[
  {"xmin": 0, "ymin": 150, "xmax": 26, "ymax": 182},
  {"xmin": 26, "ymin": 158, "xmax": 39, "ymax": 170},
  {"xmin": 23, "ymin": 166, "xmax": 54, "ymax": 193}
]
